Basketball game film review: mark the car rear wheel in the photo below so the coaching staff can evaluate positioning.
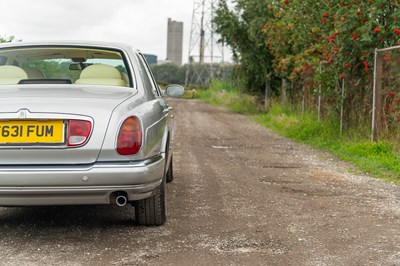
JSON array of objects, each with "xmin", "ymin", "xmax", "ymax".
[
  {"xmin": 134, "ymin": 178, "xmax": 166, "ymax": 226},
  {"xmin": 166, "ymin": 156, "xmax": 174, "ymax": 183}
]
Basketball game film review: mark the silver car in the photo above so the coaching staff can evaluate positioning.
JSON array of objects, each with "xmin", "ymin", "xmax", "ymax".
[{"xmin": 0, "ymin": 41, "xmax": 184, "ymax": 226}]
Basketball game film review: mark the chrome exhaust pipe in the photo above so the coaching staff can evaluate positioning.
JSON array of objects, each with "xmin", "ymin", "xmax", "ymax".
[
  {"xmin": 116, "ymin": 195, "xmax": 127, "ymax": 207},
  {"xmin": 110, "ymin": 191, "xmax": 128, "ymax": 206}
]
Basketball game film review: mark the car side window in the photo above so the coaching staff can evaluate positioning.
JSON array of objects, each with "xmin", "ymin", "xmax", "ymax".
[
  {"xmin": 0, "ymin": 56, "xmax": 6, "ymax": 65},
  {"xmin": 137, "ymin": 54, "xmax": 161, "ymax": 98}
]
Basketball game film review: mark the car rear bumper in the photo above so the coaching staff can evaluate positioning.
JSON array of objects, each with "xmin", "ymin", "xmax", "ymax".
[{"xmin": 0, "ymin": 154, "xmax": 165, "ymax": 206}]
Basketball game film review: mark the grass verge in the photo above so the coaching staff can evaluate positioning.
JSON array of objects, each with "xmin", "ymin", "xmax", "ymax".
[{"xmin": 194, "ymin": 80, "xmax": 263, "ymax": 115}]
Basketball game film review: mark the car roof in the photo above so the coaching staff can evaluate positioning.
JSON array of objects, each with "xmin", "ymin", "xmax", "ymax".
[{"xmin": 0, "ymin": 40, "xmax": 140, "ymax": 54}]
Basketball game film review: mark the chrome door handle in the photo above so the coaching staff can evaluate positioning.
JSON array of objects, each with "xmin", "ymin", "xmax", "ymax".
[{"xmin": 163, "ymin": 107, "xmax": 173, "ymax": 113}]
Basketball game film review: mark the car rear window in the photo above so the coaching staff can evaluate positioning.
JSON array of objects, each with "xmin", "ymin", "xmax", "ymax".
[{"xmin": 0, "ymin": 46, "xmax": 132, "ymax": 87}]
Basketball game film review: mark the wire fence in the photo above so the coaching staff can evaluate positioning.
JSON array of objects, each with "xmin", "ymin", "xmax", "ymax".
[
  {"xmin": 275, "ymin": 43, "xmax": 400, "ymax": 143},
  {"xmin": 281, "ymin": 61, "xmax": 372, "ymax": 139}
]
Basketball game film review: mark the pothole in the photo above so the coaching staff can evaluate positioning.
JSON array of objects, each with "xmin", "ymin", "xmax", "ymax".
[
  {"xmin": 280, "ymin": 186, "xmax": 343, "ymax": 197},
  {"xmin": 258, "ymin": 177, "xmax": 302, "ymax": 184},
  {"xmin": 261, "ymin": 165, "xmax": 302, "ymax": 169}
]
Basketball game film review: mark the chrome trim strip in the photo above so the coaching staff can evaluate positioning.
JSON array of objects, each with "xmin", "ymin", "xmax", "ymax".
[{"xmin": 0, "ymin": 154, "xmax": 163, "ymax": 171}]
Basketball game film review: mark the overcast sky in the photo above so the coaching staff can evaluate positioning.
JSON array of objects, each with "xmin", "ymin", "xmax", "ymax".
[{"xmin": 0, "ymin": 0, "xmax": 228, "ymax": 63}]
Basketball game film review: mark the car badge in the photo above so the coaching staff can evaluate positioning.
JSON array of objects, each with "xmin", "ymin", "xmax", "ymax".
[{"xmin": 18, "ymin": 109, "xmax": 27, "ymax": 119}]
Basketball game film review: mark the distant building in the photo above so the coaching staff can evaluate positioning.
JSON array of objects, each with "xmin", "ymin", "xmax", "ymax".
[
  {"xmin": 143, "ymin": 54, "xmax": 157, "ymax": 65},
  {"xmin": 166, "ymin": 18, "xmax": 183, "ymax": 66}
]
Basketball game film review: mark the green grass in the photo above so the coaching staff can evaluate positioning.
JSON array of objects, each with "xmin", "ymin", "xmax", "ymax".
[
  {"xmin": 194, "ymin": 80, "xmax": 400, "ymax": 185},
  {"xmin": 334, "ymin": 142, "xmax": 400, "ymax": 184},
  {"xmin": 195, "ymin": 80, "xmax": 263, "ymax": 115}
]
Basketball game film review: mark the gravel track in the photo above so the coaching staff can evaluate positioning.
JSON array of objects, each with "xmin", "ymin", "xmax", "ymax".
[{"xmin": 0, "ymin": 99, "xmax": 399, "ymax": 265}]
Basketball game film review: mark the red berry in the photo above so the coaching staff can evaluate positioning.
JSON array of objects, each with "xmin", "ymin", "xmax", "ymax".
[{"xmin": 374, "ymin": 27, "xmax": 381, "ymax": 33}]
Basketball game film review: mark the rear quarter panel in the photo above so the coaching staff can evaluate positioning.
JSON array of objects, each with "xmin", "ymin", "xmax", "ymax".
[
  {"xmin": 96, "ymin": 96, "xmax": 169, "ymax": 162},
  {"xmin": 97, "ymin": 48, "xmax": 171, "ymax": 162}
]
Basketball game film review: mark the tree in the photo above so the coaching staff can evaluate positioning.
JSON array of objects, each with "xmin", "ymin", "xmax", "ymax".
[
  {"xmin": 0, "ymin": 35, "xmax": 18, "ymax": 43},
  {"xmin": 262, "ymin": 0, "xmax": 400, "ymax": 83},
  {"xmin": 213, "ymin": 0, "xmax": 275, "ymax": 94},
  {"xmin": 151, "ymin": 63, "xmax": 186, "ymax": 85}
]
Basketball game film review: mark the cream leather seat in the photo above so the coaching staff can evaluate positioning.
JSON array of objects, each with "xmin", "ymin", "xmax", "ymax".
[
  {"xmin": 75, "ymin": 64, "xmax": 127, "ymax": 87},
  {"xmin": 0, "ymin": 65, "xmax": 28, "ymax": 84}
]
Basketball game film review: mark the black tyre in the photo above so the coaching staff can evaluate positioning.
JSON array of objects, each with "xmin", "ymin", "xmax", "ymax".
[
  {"xmin": 134, "ymin": 178, "xmax": 166, "ymax": 226},
  {"xmin": 166, "ymin": 156, "xmax": 174, "ymax": 183}
]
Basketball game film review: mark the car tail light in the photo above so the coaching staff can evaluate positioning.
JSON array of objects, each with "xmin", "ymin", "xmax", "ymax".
[
  {"xmin": 67, "ymin": 120, "xmax": 92, "ymax": 146},
  {"xmin": 117, "ymin": 116, "xmax": 142, "ymax": 155}
]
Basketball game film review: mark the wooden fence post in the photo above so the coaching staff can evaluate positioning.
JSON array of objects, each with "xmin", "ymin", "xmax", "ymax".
[
  {"xmin": 281, "ymin": 78, "xmax": 287, "ymax": 104},
  {"xmin": 264, "ymin": 78, "xmax": 270, "ymax": 111}
]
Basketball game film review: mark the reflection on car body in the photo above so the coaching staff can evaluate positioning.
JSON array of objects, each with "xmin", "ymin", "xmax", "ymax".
[{"xmin": 0, "ymin": 41, "xmax": 184, "ymax": 226}]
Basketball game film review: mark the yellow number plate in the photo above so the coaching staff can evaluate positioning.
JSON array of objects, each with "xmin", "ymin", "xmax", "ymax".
[{"xmin": 0, "ymin": 120, "xmax": 64, "ymax": 144}]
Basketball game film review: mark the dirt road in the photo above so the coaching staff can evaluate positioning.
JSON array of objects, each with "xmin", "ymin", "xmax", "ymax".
[{"xmin": 0, "ymin": 99, "xmax": 399, "ymax": 265}]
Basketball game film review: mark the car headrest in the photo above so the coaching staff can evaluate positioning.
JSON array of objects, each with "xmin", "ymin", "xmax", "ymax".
[
  {"xmin": 75, "ymin": 64, "xmax": 127, "ymax": 87},
  {"xmin": 0, "ymin": 65, "xmax": 28, "ymax": 84}
]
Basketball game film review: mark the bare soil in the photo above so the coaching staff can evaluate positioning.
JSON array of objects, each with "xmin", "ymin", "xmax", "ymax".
[{"xmin": 0, "ymin": 99, "xmax": 399, "ymax": 265}]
